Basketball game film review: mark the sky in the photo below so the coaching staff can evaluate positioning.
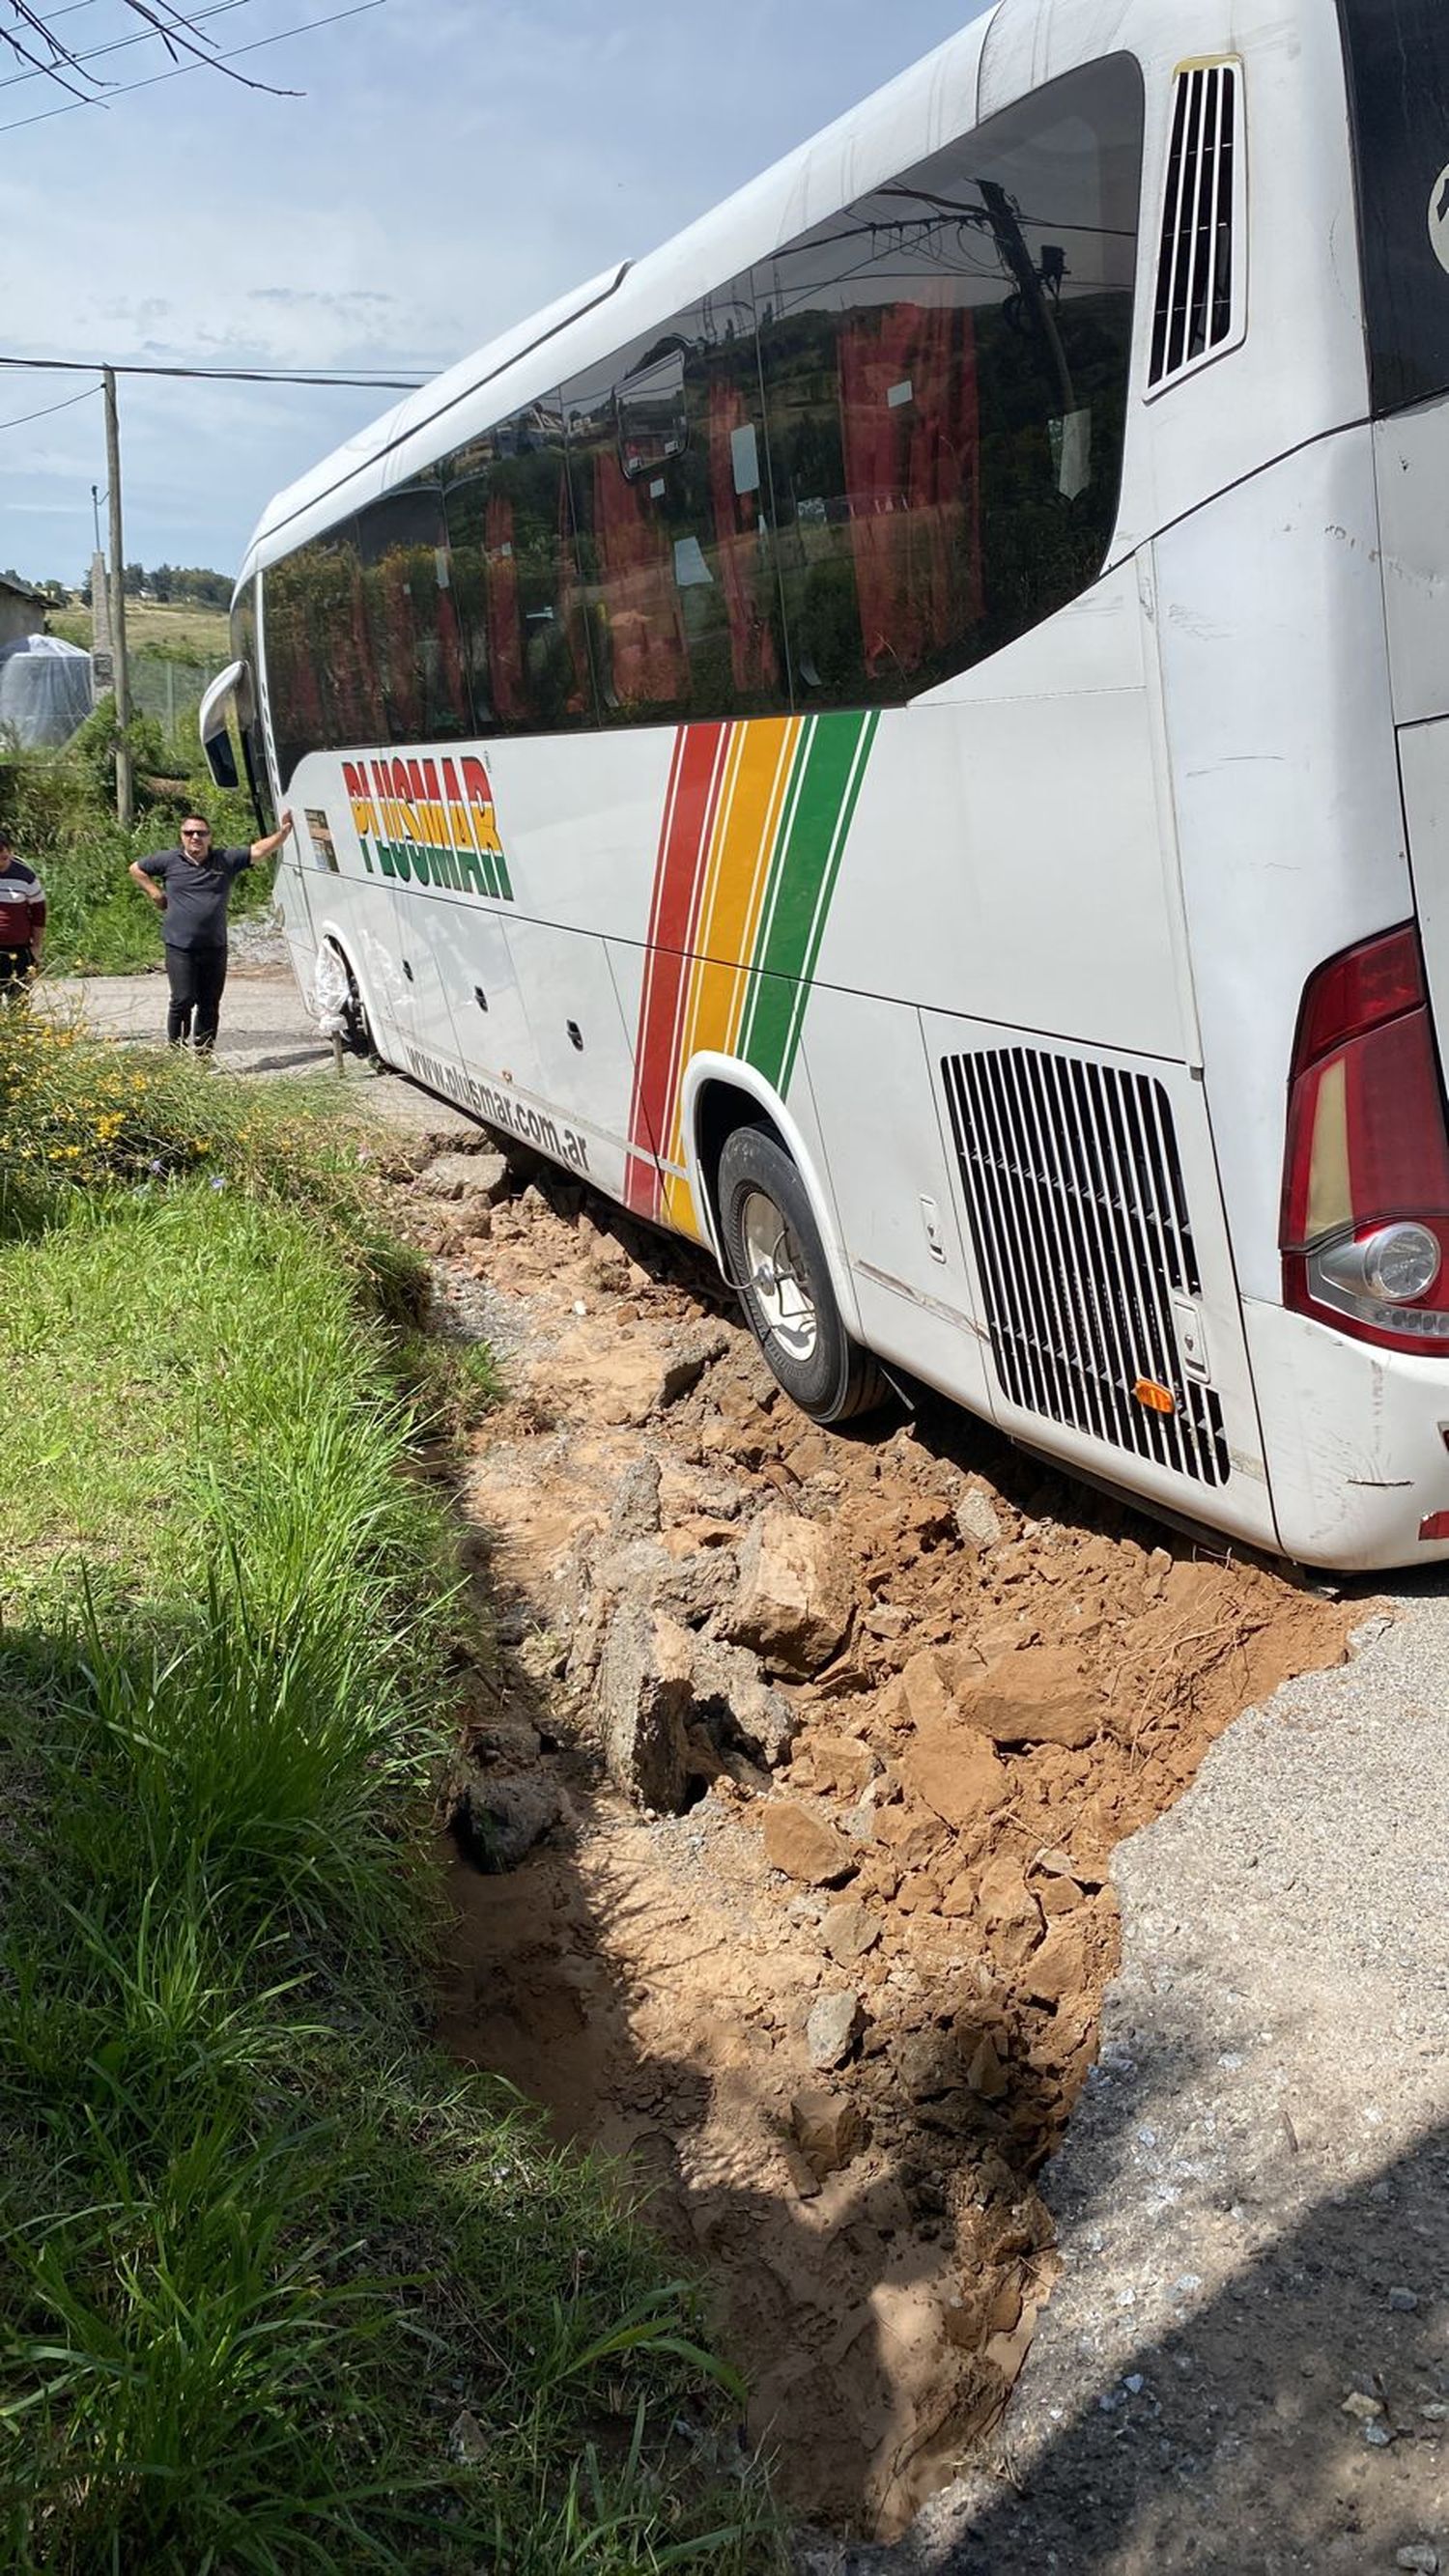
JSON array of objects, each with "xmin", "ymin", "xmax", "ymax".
[{"xmin": 0, "ymin": 0, "xmax": 989, "ymax": 589}]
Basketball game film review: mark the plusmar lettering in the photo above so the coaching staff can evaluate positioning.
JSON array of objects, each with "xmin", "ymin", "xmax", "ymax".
[{"xmin": 343, "ymin": 752, "xmax": 512, "ymax": 900}]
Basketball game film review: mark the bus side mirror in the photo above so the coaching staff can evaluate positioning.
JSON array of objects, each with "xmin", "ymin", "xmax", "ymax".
[{"xmin": 198, "ymin": 657, "xmax": 245, "ymax": 790}]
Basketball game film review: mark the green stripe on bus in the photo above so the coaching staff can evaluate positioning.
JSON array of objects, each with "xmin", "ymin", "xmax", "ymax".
[
  {"xmin": 778, "ymin": 707, "xmax": 878, "ymax": 1084},
  {"xmin": 740, "ymin": 710, "xmax": 876, "ymax": 1088}
]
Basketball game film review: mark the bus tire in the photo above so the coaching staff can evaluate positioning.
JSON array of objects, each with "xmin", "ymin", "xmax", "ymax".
[{"xmin": 717, "ymin": 1124, "xmax": 887, "ymax": 1425}]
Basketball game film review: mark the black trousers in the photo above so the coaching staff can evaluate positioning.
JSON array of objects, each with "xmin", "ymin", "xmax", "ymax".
[
  {"xmin": 0, "ymin": 945, "xmax": 34, "ymax": 1001},
  {"xmin": 164, "ymin": 943, "xmax": 228, "ymax": 1050}
]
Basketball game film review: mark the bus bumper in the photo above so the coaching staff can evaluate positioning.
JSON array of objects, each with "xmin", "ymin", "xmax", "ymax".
[{"xmin": 1244, "ymin": 1297, "xmax": 1449, "ymax": 1570}]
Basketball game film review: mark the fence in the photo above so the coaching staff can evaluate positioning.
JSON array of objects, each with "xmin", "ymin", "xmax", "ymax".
[{"xmin": 126, "ymin": 654, "xmax": 230, "ymax": 754}]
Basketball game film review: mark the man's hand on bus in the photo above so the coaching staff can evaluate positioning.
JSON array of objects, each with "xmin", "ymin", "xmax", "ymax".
[{"xmin": 249, "ymin": 810, "xmax": 294, "ymax": 865}]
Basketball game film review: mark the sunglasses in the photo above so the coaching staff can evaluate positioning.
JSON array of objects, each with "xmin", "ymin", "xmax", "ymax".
[{"xmin": 181, "ymin": 827, "xmax": 211, "ymax": 839}]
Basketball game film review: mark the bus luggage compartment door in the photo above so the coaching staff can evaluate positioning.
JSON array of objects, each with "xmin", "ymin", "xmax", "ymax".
[
  {"xmin": 798, "ymin": 985, "xmax": 996, "ymax": 1416},
  {"xmin": 922, "ymin": 1012, "xmax": 1276, "ymax": 1549},
  {"xmin": 498, "ymin": 922, "xmax": 641, "ymax": 1203},
  {"xmin": 377, "ymin": 881, "xmax": 460, "ymax": 1079}
]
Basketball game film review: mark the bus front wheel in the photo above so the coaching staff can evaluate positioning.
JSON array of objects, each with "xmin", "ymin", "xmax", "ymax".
[{"xmin": 717, "ymin": 1125, "xmax": 887, "ymax": 1426}]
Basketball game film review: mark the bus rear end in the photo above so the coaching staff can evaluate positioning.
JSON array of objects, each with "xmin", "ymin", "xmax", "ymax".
[{"xmin": 1245, "ymin": 1, "xmax": 1449, "ymax": 1563}]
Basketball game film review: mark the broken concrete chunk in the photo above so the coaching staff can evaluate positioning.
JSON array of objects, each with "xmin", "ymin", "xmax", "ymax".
[
  {"xmin": 595, "ymin": 1604, "xmax": 696, "ymax": 1811},
  {"xmin": 690, "ymin": 1632, "xmax": 796, "ymax": 1768},
  {"xmin": 724, "ymin": 1507, "xmax": 853, "ymax": 1675},
  {"xmin": 762, "ymin": 1801, "xmax": 858, "ymax": 1887},
  {"xmin": 593, "ymin": 1537, "xmax": 739, "ymax": 1631},
  {"xmin": 609, "ymin": 1455, "xmax": 663, "ymax": 1543},
  {"xmin": 955, "ymin": 1484, "xmax": 1005, "ymax": 1548},
  {"xmin": 806, "ymin": 1989, "xmax": 864, "ymax": 2070}
]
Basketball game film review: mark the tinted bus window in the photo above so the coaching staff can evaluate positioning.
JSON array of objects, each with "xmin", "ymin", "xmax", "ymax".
[
  {"xmin": 1338, "ymin": 0, "xmax": 1449, "ymax": 412},
  {"xmin": 356, "ymin": 485, "xmax": 470, "ymax": 744},
  {"xmin": 561, "ymin": 283, "xmax": 784, "ymax": 724},
  {"xmin": 265, "ymin": 526, "xmax": 381, "ymax": 779},
  {"xmin": 755, "ymin": 54, "xmax": 1142, "ymax": 705},
  {"xmin": 441, "ymin": 398, "xmax": 595, "ymax": 734}
]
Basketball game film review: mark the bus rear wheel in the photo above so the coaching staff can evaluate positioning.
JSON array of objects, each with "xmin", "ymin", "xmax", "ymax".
[{"xmin": 717, "ymin": 1124, "xmax": 887, "ymax": 1425}]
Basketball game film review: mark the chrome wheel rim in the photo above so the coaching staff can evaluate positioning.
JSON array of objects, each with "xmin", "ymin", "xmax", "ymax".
[{"xmin": 741, "ymin": 1188, "xmax": 818, "ymax": 1362}]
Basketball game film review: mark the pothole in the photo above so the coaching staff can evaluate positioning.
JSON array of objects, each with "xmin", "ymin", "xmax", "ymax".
[{"xmin": 388, "ymin": 1137, "xmax": 1356, "ymax": 2542}]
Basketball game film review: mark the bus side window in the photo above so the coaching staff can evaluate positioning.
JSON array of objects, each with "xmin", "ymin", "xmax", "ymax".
[
  {"xmin": 355, "ymin": 484, "xmax": 470, "ymax": 747},
  {"xmin": 265, "ymin": 524, "xmax": 381, "ymax": 778},
  {"xmin": 559, "ymin": 278, "xmax": 786, "ymax": 727},
  {"xmin": 442, "ymin": 400, "xmax": 595, "ymax": 736},
  {"xmin": 753, "ymin": 52, "xmax": 1142, "ymax": 707}
]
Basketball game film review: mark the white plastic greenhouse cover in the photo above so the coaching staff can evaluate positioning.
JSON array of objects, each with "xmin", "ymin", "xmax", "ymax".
[{"xmin": 0, "ymin": 635, "xmax": 91, "ymax": 749}]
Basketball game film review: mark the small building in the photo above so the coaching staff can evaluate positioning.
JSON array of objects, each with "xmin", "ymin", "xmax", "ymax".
[{"xmin": 0, "ymin": 574, "xmax": 49, "ymax": 651}]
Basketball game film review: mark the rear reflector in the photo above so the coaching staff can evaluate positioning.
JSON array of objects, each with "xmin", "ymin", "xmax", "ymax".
[{"xmin": 1420, "ymin": 1512, "xmax": 1449, "ymax": 1542}]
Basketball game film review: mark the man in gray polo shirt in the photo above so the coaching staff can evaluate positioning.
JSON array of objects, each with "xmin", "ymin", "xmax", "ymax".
[{"xmin": 129, "ymin": 807, "xmax": 292, "ymax": 1052}]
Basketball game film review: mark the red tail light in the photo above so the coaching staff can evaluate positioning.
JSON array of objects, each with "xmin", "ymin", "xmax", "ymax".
[{"xmin": 1281, "ymin": 924, "xmax": 1449, "ymax": 1353}]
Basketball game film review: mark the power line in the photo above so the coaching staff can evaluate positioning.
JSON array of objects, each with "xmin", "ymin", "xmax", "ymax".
[
  {"xmin": 0, "ymin": 0, "xmax": 260, "ymax": 92},
  {"xmin": 0, "ymin": 380, "xmax": 101, "ymax": 430},
  {"xmin": 0, "ymin": 354, "xmax": 428, "ymax": 388},
  {"xmin": 0, "ymin": 0, "xmax": 382, "ymax": 131}
]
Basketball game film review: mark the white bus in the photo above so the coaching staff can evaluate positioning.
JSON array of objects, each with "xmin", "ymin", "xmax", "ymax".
[{"xmin": 205, "ymin": 0, "xmax": 1449, "ymax": 1573}]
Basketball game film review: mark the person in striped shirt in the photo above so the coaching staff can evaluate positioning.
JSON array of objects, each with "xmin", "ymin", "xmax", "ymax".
[{"xmin": 0, "ymin": 832, "xmax": 44, "ymax": 1001}]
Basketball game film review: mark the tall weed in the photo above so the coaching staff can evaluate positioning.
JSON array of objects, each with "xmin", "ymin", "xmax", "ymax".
[{"xmin": 0, "ymin": 1062, "xmax": 776, "ymax": 2571}]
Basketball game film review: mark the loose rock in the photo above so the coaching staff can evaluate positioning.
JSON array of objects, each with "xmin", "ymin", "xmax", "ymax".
[
  {"xmin": 820, "ymin": 1899, "xmax": 881, "ymax": 1967},
  {"xmin": 789, "ymin": 2088, "xmax": 867, "ymax": 2177},
  {"xmin": 763, "ymin": 1801, "xmax": 858, "ymax": 1887},
  {"xmin": 418, "ymin": 1148, "xmax": 510, "ymax": 1203},
  {"xmin": 456, "ymin": 1771, "xmax": 563, "ymax": 1872},
  {"xmin": 724, "ymin": 1507, "xmax": 853, "ymax": 1675},
  {"xmin": 959, "ymin": 1646, "xmax": 1110, "ymax": 1749},
  {"xmin": 899, "ymin": 1726, "xmax": 1009, "ymax": 1831}
]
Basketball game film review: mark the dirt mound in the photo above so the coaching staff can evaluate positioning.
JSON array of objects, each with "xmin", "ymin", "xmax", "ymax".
[{"xmin": 396, "ymin": 1144, "xmax": 1357, "ymax": 2539}]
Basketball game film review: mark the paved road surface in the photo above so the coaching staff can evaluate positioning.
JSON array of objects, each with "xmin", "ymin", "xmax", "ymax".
[
  {"xmin": 45, "ymin": 963, "xmax": 474, "ymax": 1132},
  {"xmin": 59, "ymin": 969, "xmax": 1449, "ymax": 2573}
]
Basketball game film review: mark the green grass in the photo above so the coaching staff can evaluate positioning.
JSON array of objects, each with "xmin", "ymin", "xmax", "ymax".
[
  {"xmin": 0, "ymin": 1053, "xmax": 776, "ymax": 2572},
  {"xmin": 49, "ymin": 601, "xmax": 232, "ymax": 658}
]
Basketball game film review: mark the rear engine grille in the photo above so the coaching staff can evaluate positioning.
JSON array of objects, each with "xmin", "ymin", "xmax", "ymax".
[
  {"xmin": 942, "ymin": 1045, "xmax": 1231, "ymax": 1487},
  {"xmin": 1149, "ymin": 60, "xmax": 1239, "ymax": 389}
]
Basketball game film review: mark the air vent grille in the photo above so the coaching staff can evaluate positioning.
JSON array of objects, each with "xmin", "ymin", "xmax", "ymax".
[
  {"xmin": 1149, "ymin": 62, "xmax": 1239, "ymax": 389},
  {"xmin": 942, "ymin": 1045, "xmax": 1231, "ymax": 1488}
]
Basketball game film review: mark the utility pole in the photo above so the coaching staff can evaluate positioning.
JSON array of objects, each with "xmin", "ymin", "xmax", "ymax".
[{"xmin": 102, "ymin": 366, "xmax": 133, "ymax": 827}]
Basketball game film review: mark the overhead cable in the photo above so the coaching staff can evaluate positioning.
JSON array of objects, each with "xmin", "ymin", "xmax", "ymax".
[
  {"xmin": 0, "ymin": 0, "xmax": 383, "ymax": 131},
  {"xmin": 0, "ymin": 380, "xmax": 101, "ymax": 431}
]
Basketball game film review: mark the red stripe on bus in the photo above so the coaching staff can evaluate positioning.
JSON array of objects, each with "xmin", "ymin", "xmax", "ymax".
[{"xmin": 624, "ymin": 722, "xmax": 731, "ymax": 1214}]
